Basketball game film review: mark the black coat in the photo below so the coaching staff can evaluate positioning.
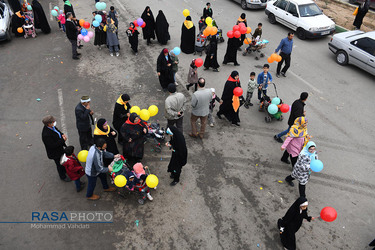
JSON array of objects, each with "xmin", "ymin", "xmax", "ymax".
[
  {"xmin": 167, "ymin": 126, "xmax": 187, "ymax": 173},
  {"xmin": 203, "ymin": 7, "xmax": 213, "ymax": 18},
  {"xmin": 65, "ymin": 20, "xmax": 78, "ymax": 40},
  {"xmin": 204, "ymin": 37, "xmax": 220, "ymax": 69},
  {"xmin": 156, "ymin": 50, "xmax": 174, "ymax": 89},
  {"xmin": 8, "ymin": 0, "xmax": 22, "ymax": 12},
  {"xmin": 42, "ymin": 126, "xmax": 66, "ymax": 160},
  {"xmin": 180, "ymin": 22, "xmax": 195, "ymax": 54},
  {"xmin": 32, "ymin": 0, "xmax": 51, "ymax": 34},
  {"xmin": 64, "ymin": 3, "xmax": 75, "ymax": 18},
  {"xmin": 353, "ymin": 1, "xmax": 370, "ymax": 29},
  {"xmin": 94, "ymin": 127, "xmax": 119, "ymax": 155},
  {"xmin": 121, "ymin": 121, "xmax": 148, "ymax": 159},
  {"xmin": 278, "ymin": 197, "xmax": 311, "ymax": 250},
  {"xmin": 75, "ymin": 102, "xmax": 94, "ymax": 132},
  {"xmin": 11, "ymin": 13, "xmax": 25, "ymax": 36},
  {"xmin": 155, "ymin": 10, "xmax": 170, "ymax": 45},
  {"xmin": 112, "ymin": 102, "xmax": 131, "ymax": 131},
  {"xmin": 223, "ymin": 38, "xmax": 241, "ymax": 64},
  {"xmin": 127, "ymin": 28, "xmax": 139, "ymax": 52},
  {"xmin": 288, "ymin": 99, "xmax": 305, "ymax": 126},
  {"xmin": 141, "ymin": 7, "xmax": 156, "ymax": 40},
  {"xmin": 218, "ymin": 77, "xmax": 241, "ymax": 123}
]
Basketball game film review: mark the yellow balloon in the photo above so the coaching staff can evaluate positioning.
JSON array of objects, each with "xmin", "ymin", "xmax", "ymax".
[
  {"xmin": 146, "ymin": 174, "xmax": 159, "ymax": 188},
  {"xmin": 130, "ymin": 106, "xmax": 141, "ymax": 115},
  {"xmin": 183, "ymin": 9, "xmax": 190, "ymax": 17},
  {"xmin": 139, "ymin": 109, "xmax": 150, "ymax": 121},
  {"xmin": 205, "ymin": 17, "xmax": 212, "ymax": 25},
  {"xmin": 77, "ymin": 150, "xmax": 88, "ymax": 162},
  {"xmin": 114, "ymin": 175, "xmax": 127, "ymax": 187},
  {"xmin": 148, "ymin": 105, "xmax": 159, "ymax": 117}
]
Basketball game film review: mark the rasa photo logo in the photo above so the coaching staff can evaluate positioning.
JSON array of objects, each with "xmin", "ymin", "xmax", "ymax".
[{"xmin": 30, "ymin": 211, "xmax": 113, "ymax": 229}]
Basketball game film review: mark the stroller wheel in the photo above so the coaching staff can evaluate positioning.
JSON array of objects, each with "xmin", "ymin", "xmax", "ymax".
[
  {"xmin": 220, "ymin": 37, "xmax": 224, "ymax": 43},
  {"xmin": 265, "ymin": 116, "xmax": 272, "ymax": 123},
  {"xmin": 279, "ymin": 115, "xmax": 284, "ymax": 121}
]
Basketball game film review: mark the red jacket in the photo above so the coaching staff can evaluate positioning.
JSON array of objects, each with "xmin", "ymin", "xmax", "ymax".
[{"xmin": 62, "ymin": 154, "xmax": 85, "ymax": 180}]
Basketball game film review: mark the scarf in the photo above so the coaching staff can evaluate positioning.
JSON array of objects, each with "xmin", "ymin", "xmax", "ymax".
[
  {"xmin": 129, "ymin": 26, "xmax": 137, "ymax": 34},
  {"xmin": 64, "ymin": 0, "xmax": 71, "ymax": 7},
  {"xmin": 125, "ymin": 117, "xmax": 141, "ymax": 125},
  {"xmin": 227, "ymin": 75, "xmax": 240, "ymax": 112},
  {"xmin": 184, "ymin": 20, "xmax": 193, "ymax": 29},
  {"xmin": 287, "ymin": 116, "xmax": 308, "ymax": 138},
  {"xmin": 16, "ymin": 11, "xmax": 25, "ymax": 18},
  {"xmin": 94, "ymin": 124, "xmax": 110, "ymax": 136},
  {"xmin": 116, "ymin": 96, "xmax": 128, "ymax": 110},
  {"xmin": 237, "ymin": 17, "xmax": 246, "ymax": 23},
  {"xmin": 300, "ymin": 141, "xmax": 316, "ymax": 161}
]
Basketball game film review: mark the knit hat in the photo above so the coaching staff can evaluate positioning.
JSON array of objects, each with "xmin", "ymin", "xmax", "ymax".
[
  {"xmin": 167, "ymin": 83, "xmax": 176, "ymax": 93},
  {"xmin": 121, "ymin": 94, "xmax": 130, "ymax": 101},
  {"xmin": 163, "ymin": 48, "xmax": 169, "ymax": 53},
  {"xmin": 81, "ymin": 96, "xmax": 90, "ymax": 103}
]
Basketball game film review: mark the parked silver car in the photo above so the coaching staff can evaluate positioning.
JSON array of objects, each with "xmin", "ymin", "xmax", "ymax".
[
  {"xmin": 231, "ymin": 0, "xmax": 269, "ymax": 9},
  {"xmin": 328, "ymin": 30, "xmax": 375, "ymax": 76},
  {"xmin": 0, "ymin": 1, "xmax": 12, "ymax": 41}
]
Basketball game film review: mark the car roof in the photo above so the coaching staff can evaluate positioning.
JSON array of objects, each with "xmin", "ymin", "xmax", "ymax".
[{"xmin": 287, "ymin": 0, "xmax": 316, "ymax": 5}]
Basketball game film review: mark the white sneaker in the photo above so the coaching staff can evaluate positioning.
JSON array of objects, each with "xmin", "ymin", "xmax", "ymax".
[
  {"xmin": 110, "ymin": 53, "xmax": 114, "ymax": 57},
  {"xmin": 116, "ymin": 52, "xmax": 120, "ymax": 57},
  {"xmin": 210, "ymin": 123, "xmax": 214, "ymax": 127},
  {"xmin": 147, "ymin": 193, "xmax": 153, "ymax": 201}
]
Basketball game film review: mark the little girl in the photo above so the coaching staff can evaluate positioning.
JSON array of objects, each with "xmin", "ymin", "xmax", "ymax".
[
  {"xmin": 208, "ymin": 88, "xmax": 222, "ymax": 127},
  {"xmin": 57, "ymin": 10, "xmax": 66, "ymax": 32},
  {"xmin": 126, "ymin": 22, "xmax": 139, "ymax": 55},
  {"xmin": 186, "ymin": 59, "xmax": 198, "ymax": 91},
  {"xmin": 135, "ymin": 175, "xmax": 153, "ymax": 204}
]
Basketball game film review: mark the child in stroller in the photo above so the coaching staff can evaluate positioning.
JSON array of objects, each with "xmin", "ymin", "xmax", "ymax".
[
  {"xmin": 258, "ymin": 84, "xmax": 284, "ymax": 123},
  {"xmin": 23, "ymin": 12, "xmax": 37, "ymax": 38},
  {"xmin": 145, "ymin": 123, "xmax": 165, "ymax": 153},
  {"xmin": 243, "ymin": 23, "xmax": 268, "ymax": 60}
]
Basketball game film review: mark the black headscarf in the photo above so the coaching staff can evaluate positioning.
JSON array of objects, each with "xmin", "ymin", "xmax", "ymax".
[
  {"xmin": 210, "ymin": 35, "xmax": 217, "ymax": 43},
  {"xmin": 190, "ymin": 59, "xmax": 197, "ymax": 69},
  {"xmin": 141, "ymin": 6, "xmax": 156, "ymax": 40},
  {"xmin": 129, "ymin": 113, "xmax": 138, "ymax": 123},
  {"xmin": 155, "ymin": 10, "xmax": 170, "ymax": 45},
  {"xmin": 97, "ymin": 118, "xmax": 107, "ymax": 132},
  {"xmin": 168, "ymin": 125, "xmax": 187, "ymax": 166},
  {"xmin": 186, "ymin": 16, "xmax": 192, "ymax": 21},
  {"xmin": 230, "ymin": 71, "xmax": 239, "ymax": 79},
  {"xmin": 32, "ymin": 0, "xmax": 51, "ymax": 34},
  {"xmin": 121, "ymin": 94, "xmax": 130, "ymax": 101}
]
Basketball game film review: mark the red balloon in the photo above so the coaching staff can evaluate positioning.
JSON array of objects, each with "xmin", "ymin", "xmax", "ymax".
[
  {"xmin": 233, "ymin": 87, "xmax": 243, "ymax": 97},
  {"xmin": 234, "ymin": 31, "xmax": 241, "ymax": 38},
  {"xmin": 280, "ymin": 104, "xmax": 289, "ymax": 113},
  {"xmin": 320, "ymin": 207, "xmax": 337, "ymax": 222},
  {"xmin": 141, "ymin": 22, "xmax": 146, "ymax": 28},
  {"xmin": 240, "ymin": 26, "xmax": 247, "ymax": 35},
  {"xmin": 233, "ymin": 25, "xmax": 240, "ymax": 32},
  {"xmin": 83, "ymin": 21, "xmax": 90, "ymax": 29},
  {"xmin": 238, "ymin": 22, "xmax": 246, "ymax": 28},
  {"xmin": 227, "ymin": 30, "xmax": 234, "ymax": 38},
  {"xmin": 195, "ymin": 58, "xmax": 203, "ymax": 68},
  {"xmin": 134, "ymin": 20, "xmax": 139, "ymax": 27}
]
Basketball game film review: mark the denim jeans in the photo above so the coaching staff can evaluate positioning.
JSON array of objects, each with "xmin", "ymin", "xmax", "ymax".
[
  {"xmin": 74, "ymin": 179, "xmax": 81, "ymax": 191},
  {"xmin": 277, "ymin": 125, "xmax": 291, "ymax": 138},
  {"xmin": 86, "ymin": 173, "xmax": 109, "ymax": 197}
]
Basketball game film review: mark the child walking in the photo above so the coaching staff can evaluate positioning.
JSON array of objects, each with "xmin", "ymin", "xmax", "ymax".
[
  {"xmin": 61, "ymin": 146, "xmax": 85, "ymax": 192},
  {"xmin": 244, "ymin": 72, "xmax": 257, "ymax": 108},
  {"xmin": 257, "ymin": 64, "xmax": 272, "ymax": 101},
  {"xmin": 208, "ymin": 88, "xmax": 222, "ymax": 127},
  {"xmin": 186, "ymin": 59, "xmax": 198, "ymax": 91},
  {"xmin": 57, "ymin": 10, "xmax": 66, "ymax": 32},
  {"xmin": 126, "ymin": 22, "xmax": 139, "ymax": 55}
]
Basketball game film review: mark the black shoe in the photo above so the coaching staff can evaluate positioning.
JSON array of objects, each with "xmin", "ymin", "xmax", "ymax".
[
  {"xmin": 72, "ymin": 57, "xmax": 80, "ymax": 60},
  {"xmin": 216, "ymin": 113, "xmax": 222, "ymax": 119},
  {"xmin": 62, "ymin": 177, "xmax": 71, "ymax": 182},
  {"xmin": 232, "ymin": 122, "xmax": 240, "ymax": 126},
  {"xmin": 249, "ymin": 103, "xmax": 253, "ymax": 106},
  {"xmin": 285, "ymin": 177, "xmax": 294, "ymax": 187},
  {"xmin": 170, "ymin": 174, "xmax": 174, "ymax": 179},
  {"xmin": 244, "ymin": 104, "xmax": 249, "ymax": 109},
  {"xmin": 76, "ymin": 53, "xmax": 82, "ymax": 56},
  {"xmin": 78, "ymin": 45, "xmax": 83, "ymax": 49},
  {"xmin": 170, "ymin": 181, "xmax": 179, "ymax": 186},
  {"xmin": 222, "ymin": 62, "xmax": 227, "ymax": 65},
  {"xmin": 281, "ymin": 72, "xmax": 286, "ymax": 77},
  {"xmin": 274, "ymin": 135, "xmax": 283, "ymax": 143},
  {"xmin": 203, "ymin": 67, "xmax": 209, "ymax": 70},
  {"xmin": 281, "ymin": 158, "xmax": 291, "ymax": 164},
  {"xmin": 234, "ymin": 63, "xmax": 240, "ymax": 66},
  {"xmin": 213, "ymin": 68, "xmax": 219, "ymax": 72},
  {"xmin": 237, "ymin": 47, "xmax": 242, "ymax": 51},
  {"xmin": 276, "ymin": 73, "xmax": 280, "ymax": 78},
  {"xmin": 186, "ymin": 84, "xmax": 190, "ymax": 91}
]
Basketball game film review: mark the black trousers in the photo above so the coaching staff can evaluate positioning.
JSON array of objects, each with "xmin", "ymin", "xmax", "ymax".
[
  {"xmin": 281, "ymin": 151, "xmax": 298, "ymax": 168},
  {"xmin": 53, "ymin": 158, "xmax": 67, "ymax": 180},
  {"xmin": 69, "ymin": 39, "xmax": 78, "ymax": 58},
  {"xmin": 78, "ymin": 129, "xmax": 93, "ymax": 150},
  {"xmin": 285, "ymin": 175, "xmax": 306, "ymax": 198},
  {"xmin": 171, "ymin": 168, "xmax": 182, "ymax": 182},
  {"xmin": 276, "ymin": 52, "xmax": 291, "ymax": 74},
  {"xmin": 186, "ymin": 82, "xmax": 198, "ymax": 91},
  {"xmin": 167, "ymin": 117, "xmax": 183, "ymax": 133}
]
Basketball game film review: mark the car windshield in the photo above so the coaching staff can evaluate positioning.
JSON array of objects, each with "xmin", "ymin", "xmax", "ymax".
[
  {"xmin": 298, "ymin": 3, "xmax": 322, "ymax": 17},
  {"xmin": 0, "ymin": 3, "xmax": 5, "ymax": 18}
]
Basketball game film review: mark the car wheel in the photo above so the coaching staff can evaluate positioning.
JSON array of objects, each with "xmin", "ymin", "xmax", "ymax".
[
  {"xmin": 241, "ymin": 0, "xmax": 248, "ymax": 9},
  {"xmin": 297, "ymin": 28, "xmax": 306, "ymax": 40},
  {"xmin": 336, "ymin": 50, "xmax": 348, "ymax": 65},
  {"xmin": 268, "ymin": 14, "xmax": 276, "ymax": 24}
]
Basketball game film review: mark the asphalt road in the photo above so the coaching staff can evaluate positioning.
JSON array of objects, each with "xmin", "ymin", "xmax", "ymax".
[{"xmin": 0, "ymin": 0, "xmax": 374, "ymax": 249}]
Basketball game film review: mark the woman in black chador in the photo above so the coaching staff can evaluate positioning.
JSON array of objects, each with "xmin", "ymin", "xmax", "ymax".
[
  {"xmin": 353, "ymin": 0, "xmax": 370, "ymax": 30},
  {"xmin": 166, "ymin": 126, "xmax": 187, "ymax": 186},
  {"xmin": 126, "ymin": 22, "xmax": 140, "ymax": 54},
  {"xmin": 278, "ymin": 197, "xmax": 316, "ymax": 250},
  {"xmin": 223, "ymin": 37, "xmax": 241, "ymax": 66},
  {"xmin": 155, "ymin": 10, "xmax": 170, "ymax": 45},
  {"xmin": 180, "ymin": 16, "xmax": 195, "ymax": 54},
  {"xmin": 156, "ymin": 48, "xmax": 173, "ymax": 90},
  {"xmin": 32, "ymin": 0, "xmax": 51, "ymax": 34},
  {"xmin": 141, "ymin": 6, "xmax": 156, "ymax": 45},
  {"xmin": 204, "ymin": 35, "xmax": 220, "ymax": 72}
]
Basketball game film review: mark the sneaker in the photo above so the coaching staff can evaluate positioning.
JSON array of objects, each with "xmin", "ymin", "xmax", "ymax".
[
  {"xmin": 285, "ymin": 178, "xmax": 294, "ymax": 187},
  {"xmin": 244, "ymin": 104, "xmax": 249, "ymax": 109},
  {"xmin": 110, "ymin": 53, "xmax": 114, "ymax": 57},
  {"xmin": 249, "ymin": 103, "xmax": 253, "ymax": 106},
  {"xmin": 232, "ymin": 122, "xmax": 240, "ymax": 127},
  {"xmin": 274, "ymin": 135, "xmax": 284, "ymax": 143},
  {"xmin": 281, "ymin": 158, "xmax": 291, "ymax": 164},
  {"xmin": 276, "ymin": 74, "xmax": 280, "ymax": 78},
  {"xmin": 281, "ymin": 72, "xmax": 286, "ymax": 77},
  {"xmin": 174, "ymin": 82, "xmax": 179, "ymax": 86},
  {"xmin": 87, "ymin": 194, "xmax": 100, "ymax": 200},
  {"xmin": 186, "ymin": 84, "xmax": 190, "ymax": 91},
  {"xmin": 234, "ymin": 63, "xmax": 240, "ymax": 66},
  {"xmin": 135, "ymin": 52, "xmax": 138, "ymax": 56},
  {"xmin": 209, "ymin": 123, "xmax": 214, "ymax": 127},
  {"xmin": 147, "ymin": 193, "xmax": 153, "ymax": 201},
  {"xmin": 103, "ymin": 187, "xmax": 116, "ymax": 192},
  {"xmin": 98, "ymin": 46, "xmax": 102, "ymax": 50},
  {"xmin": 116, "ymin": 52, "xmax": 120, "ymax": 57},
  {"xmin": 76, "ymin": 53, "xmax": 81, "ymax": 56},
  {"xmin": 170, "ymin": 181, "xmax": 179, "ymax": 186}
]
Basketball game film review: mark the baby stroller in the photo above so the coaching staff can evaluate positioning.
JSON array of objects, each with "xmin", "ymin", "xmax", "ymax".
[
  {"xmin": 258, "ymin": 83, "xmax": 284, "ymax": 123},
  {"xmin": 194, "ymin": 32, "xmax": 208, "ymax": 56},
  {"xmin": 23, "ymin": 12, "xmax": 37, "ymax": 38},
  {"xmin": 144, "ymin": 122, "xmax": 165, "ymax": 153},
  {"xmin": 212, "ymin": 19, "xmax": 224, "ymax": 43},
  {"xmin": 242, "ymin": 38, "xmax": 269, "ymax": 60}
]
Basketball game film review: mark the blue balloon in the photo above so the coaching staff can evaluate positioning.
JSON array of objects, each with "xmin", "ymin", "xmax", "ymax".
[
  {"xmin": 101, "ymin": 2, "xmax": 106, "ymax": 10},
  {"xmin": 172, "ymin": 47, "xmax": 181, "ymax": 56},
  {"xmin": 267, "ymin": 104, "xmax": 278, "ymax": 115},
  {"xmin": 92, "ymin": 20, "xmax": 100, "ymax": 27},
  {"xmin": 95, "ymin": 14, "xmax": 102, "ymax": 23},
  {"xmin": 310, "ymin": 159, "xmax": 323, "ymax": 172},
  {"xmin": 27, "ymin": 5, "xmax": 32, "ymax": 11},
  {"xmin": 81, "ymin": 28, "xmax": 88, "ymax": 36},
  {"xmin": 271, "ymin": 97, "xmax": 281, "ymax": 105},
  {"xmin": 95, "ymin": 2, "xmax": 102, "ymax": 10}
]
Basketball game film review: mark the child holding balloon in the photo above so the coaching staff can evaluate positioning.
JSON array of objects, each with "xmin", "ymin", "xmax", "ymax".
[
  {"xmin": 61, "ymin": 146, "xmax": 85, "ymax": 192},
  {"xmin": 57, "ymin": 10, "xmax": 66, "ymax": 32}
]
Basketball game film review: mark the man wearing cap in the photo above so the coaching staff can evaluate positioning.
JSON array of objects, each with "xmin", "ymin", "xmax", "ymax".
[
  {"xmin": 75, "ymin": 96, "xmax": 94, "ymax": 150},
  {"xmin": 165, "ymin": 83, "xmax": 186, "ymax": 133},
  {"xmin": 190, "ymin": 78, "xmax": 213, "ymax": 139},
  {"xmin": 113, "ymin": 94, "xmax": 131, "ymax": 144}
]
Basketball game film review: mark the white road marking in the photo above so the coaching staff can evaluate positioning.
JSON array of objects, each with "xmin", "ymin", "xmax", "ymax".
[
  {"xmin": 114, "ymin": 0, "xmax": 126, "ymax": 11},
  {"xmin": 288, "ymin": 70, "xmax": 323, "ymax": 94},
  {"xmin": 49, "ymin": 2, "xmax": 53, "ymax": 21},
  {"xmin": 57, "ymin": 89, "xmax": 69, "ymax": 144}
]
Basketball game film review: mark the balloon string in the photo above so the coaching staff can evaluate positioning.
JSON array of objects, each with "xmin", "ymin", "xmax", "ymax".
[{"xmin": 147, "ymin": 168, "xmax": 151, "ymax": 175}]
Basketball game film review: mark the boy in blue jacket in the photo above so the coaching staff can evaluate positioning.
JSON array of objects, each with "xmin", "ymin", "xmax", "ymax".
[{"xmin": 257, "ymin": 64, "xmax": 272, "ymax": 101}]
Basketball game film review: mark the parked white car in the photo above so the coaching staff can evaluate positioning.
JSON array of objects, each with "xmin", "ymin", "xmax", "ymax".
[
  {"xmin": 232, "ymin": 0, "xmax": 270, "ymax": 9},
  {"xmin": 328, "ymin": 30, "xmax": 375, "ymax": 76},
  {"xmin": 265, "ymin": 0, "xmax": 335, "ymax": 39},
  {"xmin": 0, "ymin": 1, "xmax": 12, "ymax": 41}
]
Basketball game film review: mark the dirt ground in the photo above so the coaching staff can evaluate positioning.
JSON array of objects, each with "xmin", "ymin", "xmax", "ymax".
[{"xmin": 315, "ymin": 0, "xmax": 375, "ymax": 32}]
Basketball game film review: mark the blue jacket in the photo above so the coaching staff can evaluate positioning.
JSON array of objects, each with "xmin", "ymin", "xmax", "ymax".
[
  {"xmin": 257, "ymin": 72, "xmax": 273, "ymax": 89},
  {"xmin": 85, "ymin": 145, "xmax": 114, "ymax": 177},
  {"xmin": 275, "ymin": 37, "xmax": 293, "ymax": 54}
]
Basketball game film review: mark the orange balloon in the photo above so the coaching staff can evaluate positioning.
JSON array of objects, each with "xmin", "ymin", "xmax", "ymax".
[
  {"xmin": 246, "ymin": 27, "xmax": 252, "ymax": 34},
  {"xmin": 211, "ymin": 27, "xmax": 218, "ymax": 36},
  {"xmin": 17, "ymin": 27, "xmax": 23, "ymax": 33},
  {"xmin": 267, "ymin": 57, "xmax": 274, "ymax": 63},
  {"xmin": 244, "ymin": 37, "xmax": 251, "ymax": 45},
  {"xmin": 271, "ymin": 53, "xmax": 278, "ymax": 61},
  {"xmin": 203, "ymin": 28, "xmax": 210, "ymax": 37},
  {"xmin": 79, "ymin": 19, "xmax": 85, "ymax": 27},
  {"xmin": 276, "ymin": 55, "xmax": 282, "ymax": 62}
]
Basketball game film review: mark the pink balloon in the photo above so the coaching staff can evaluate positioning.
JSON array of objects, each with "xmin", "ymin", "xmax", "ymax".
[
  {"xmin": 87, "ymin": 31, "xmax": 94, "ymax": 38},
  {"xmin": 234, "ymin": 31, "xmax": 241, "ymax": 38},
  {"xmin": 83, "ymin": 36, "xmax": 90, "ymax": 42},
  {"xmin": 238, "ymin": 22, "xmax": 246, "ymax": 28},
  {"xmin": 77, "ymin": 34, "xmax": 83, "ymax": 40}
]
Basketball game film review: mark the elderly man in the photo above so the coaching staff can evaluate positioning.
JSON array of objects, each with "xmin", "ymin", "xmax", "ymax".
[
  {"xmin": 75, "ymin": 96, "xmax": 94, "ymax": 150},
  {"xmin": 189, "ymin": 78, "xmax": 212, "ymax": 139},
  {"xmin": 85, "ymin": 138, "xmax": 118, "ymax": 200},
  {"xmin": 41, "ymin": 115, "xmax": 70, "ymax": 182},
  {"xmin": 65, "ymin": 12, "xmax": 81, "ymax": 60},
  {"xmin": 165, "ymin": 83, "xmax": 186, "ymax": 133}
]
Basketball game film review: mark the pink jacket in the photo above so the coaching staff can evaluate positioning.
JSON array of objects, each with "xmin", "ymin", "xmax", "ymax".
[
  {"xmin": 58, "ymin": 14, "xmax": 66, "ymax": 24},
  {"xmin": 281, "ymin": 137, "xmax": 305, "ymax": 157}
]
